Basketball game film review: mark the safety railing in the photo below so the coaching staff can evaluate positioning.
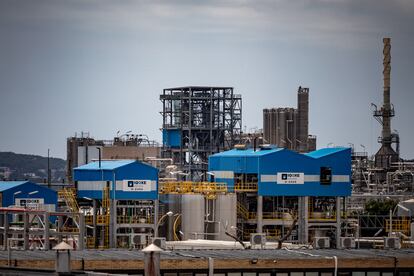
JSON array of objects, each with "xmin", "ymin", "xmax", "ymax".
[
  {"xmin": 242, "ymin": 228, "xmax": 281, "ymax": 240},
  {"xmin": 85, "ymin": 214, "xmax": 111, "ymax": 225},
  {"xmin": 263, "ymin": 212, "xmax": 293, "ymax": 220},
  {"xmin": 237, "ymin": 202, "xmax": 294, "ymax": 221},
  {"xmin": 159, "ymin": 181, "xmax": 228, "ymax": 195},
  {"xmin": 86, "ymin": 237, "xmax": 95, "ymax": 249},
  {"xmin": 234, "ymin": 182, "xmax": 258, "ymax": 192},
  {"xmin": 117, "ymin": 216, "xmax": 153, "ymax": 224},
  {"xmin": 57, "ymin": 187, "xmax": 76, "ymax": 199},
  {"xmin": 85, "ymin": 215, "xmax": 93, "ymax": 225},
  {"xmin": 61, "ymin": 227, "xmax": 80, "ymax": 233},
  {"xmin": 308, "ymin": 212, "xmax": 337, "ymax": 222},
  {"xmin": 97, "ymin": 215, "xmax": 110, "ymax": 225},
  {"xmin": 385, "ymin": 218, "xmax": 411, "ymax": 235}
]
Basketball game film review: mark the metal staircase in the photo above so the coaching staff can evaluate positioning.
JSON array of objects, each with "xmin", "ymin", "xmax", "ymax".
[{"xmin": 58, "ymin": 187, "xmax": 79, "ymax": 213}]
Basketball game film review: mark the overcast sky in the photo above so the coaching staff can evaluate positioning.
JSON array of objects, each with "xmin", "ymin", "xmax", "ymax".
[{"xmin": 1, "ymin": 0, "xmax": 413, "ymax": 159}]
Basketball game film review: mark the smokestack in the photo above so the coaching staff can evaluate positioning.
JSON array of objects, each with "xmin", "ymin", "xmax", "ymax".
[
  {"xmin": 382, "ymin": 37, "xmax": 392, "ymax": 144},
  {"xmin": 374, "ymin": 37, "xmax": 399, "ymax": 170},
  {"xmin": 297, "ymin": 86, "xmax": 309, "ymax": 152}
]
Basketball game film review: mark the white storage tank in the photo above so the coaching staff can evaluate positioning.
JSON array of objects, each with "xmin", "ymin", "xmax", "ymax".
[
  {"xmin": 181, "ymin": 195, "xmax": 205, "ymax": 240},
  {"xmin": 214, "ymin": 194, "xmax": 237, "ymax": 241}
]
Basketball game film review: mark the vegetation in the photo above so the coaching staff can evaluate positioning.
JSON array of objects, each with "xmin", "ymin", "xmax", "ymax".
[
  {"xmin": 364, "ymin": 198, "xmax": 398, "ymax": 215},
  {"xmin": 0, "ymin": 151, "xmax": 66, "ymax": 181}
]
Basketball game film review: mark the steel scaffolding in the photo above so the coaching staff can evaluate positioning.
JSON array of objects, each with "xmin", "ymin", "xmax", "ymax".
[{"xmin": 160, "ymin": 86, "xmax": 242, "ymax": 180}]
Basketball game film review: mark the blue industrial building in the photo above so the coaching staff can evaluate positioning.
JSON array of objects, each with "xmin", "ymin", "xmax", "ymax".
[
  {"xmin": 208, "ymin": 146, "xmax": 351, "ymax": 197},
  {"xmin": 74, "ymin": 160, "xmax": 159, "ymax": 249},
  {"xmin": 0, "ymin": 181, "xmax": 57, "ymax": 210},
  {"xmin": 74, "ymin": 160, "xmax": 158, "ymax": 200}
]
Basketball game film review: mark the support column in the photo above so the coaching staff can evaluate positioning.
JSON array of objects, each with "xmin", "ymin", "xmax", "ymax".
[
  {"xmin": 57, "ymin": 216, "xmax": 63, "ymax": 243},
  {"xmin": 79, "ymin": 213, "xmax": 85, "ymax": 250},
  {"xmin": 23, "ymin": 212, "xmax": 29, "ymax": 250},
  {"xmin": 44, "ymin": 212, "xmax": 50, "ymax": 250},
  {"xmin": 3, "ymin": 212, "xmax": 9, "ymax": 250},
  {"xmin": 257, "ymin": 196, "xmax": 263, "ymax": 233},
  {"xmin": 336, "ymin": 197, "xmax": 341, "ymax": 248},
  {"xmin": 298, "ymin": 197, "xmax": 309, "ymax": 244},
  {"xmin": 154, "ymin": 199, "xmax": 159, "ymax": 238},
  {"xmin": 93, "ymin": 199, "xmax": 97, "ymax": 248},
  {"xmin": 109, "ymin": 199, "xmax": 116, "ymax": 248}
]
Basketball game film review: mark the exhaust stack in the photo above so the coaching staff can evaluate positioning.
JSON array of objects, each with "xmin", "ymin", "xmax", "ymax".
[{"xmin": 373, "ymin": 37, "xmax": 399, "ymax": 170}]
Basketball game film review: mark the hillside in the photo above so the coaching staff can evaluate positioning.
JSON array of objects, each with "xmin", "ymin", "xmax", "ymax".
[{"xmin": 0, "ymin": 152, "xmax": 66, "ymax": 182}]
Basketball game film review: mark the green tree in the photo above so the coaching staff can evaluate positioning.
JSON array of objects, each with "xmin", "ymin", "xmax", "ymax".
[{"xmin": 365, "ymin": 199, "xmax": 397, "ymax": 215}]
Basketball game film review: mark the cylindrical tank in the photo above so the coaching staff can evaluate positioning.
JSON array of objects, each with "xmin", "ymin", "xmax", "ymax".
[
  {"xmin": 181, "ymin": 195, "xmax": 205, "ymax": 240},
  {"xmin": 263, "ymin": 109, "xmax": 270, "ymax": 144},
  {"xmin": 293, "ymin": 109, "xmax": 298, "ymax": 150},
  {"xmin": 278, "ymin": 109, "xmax": 286, "ymax": 148},
  {"xmin": 214, "ymin": 194, "xmax": 237, "ymax": 241},
  {"xmin": 271, "ymin": 108, "xmax": 278, "ymax": 145},
  {"xmin": 165, "ymin": 194, "xmax": 181, "ymax": 241},
  {"xmin": 285, "ymin": 108, "xmax": 294, "ymax": 149}
]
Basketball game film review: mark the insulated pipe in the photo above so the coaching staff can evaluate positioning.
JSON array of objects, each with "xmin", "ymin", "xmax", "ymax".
[
  {"xmin": 257, "ymin": 196, "xmax": 263, "ymax": 233},
  {"xmin": 96, "ymin": 147, "xmax": 101, "ymax": 168}
]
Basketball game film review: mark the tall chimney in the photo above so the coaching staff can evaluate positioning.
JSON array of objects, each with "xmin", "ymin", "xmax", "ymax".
[
  {"xmin": 374, "ymin": 37, "xmax": 399, "ymax": 170},
  {"xmin": 297, "ymin": 86, "xmax": 309, "ymax": 152},
  {"xmin": 382, "ymin": 37, "xmax": 392, "ymax": 144}
]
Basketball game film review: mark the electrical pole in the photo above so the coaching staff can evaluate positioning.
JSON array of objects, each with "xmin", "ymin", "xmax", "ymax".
[{"xmin": 47, "ymin": 149, "xmax": 51, "ymax": 188}]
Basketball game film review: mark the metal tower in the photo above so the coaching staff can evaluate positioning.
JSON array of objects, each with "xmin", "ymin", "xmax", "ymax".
[
  {"xmin": 372, "ymin": 38, "xmax": 399, "ymax": 169},
  {"xmin": 160, "ymin": 86, "xmax": 242, "ymax": 180}
]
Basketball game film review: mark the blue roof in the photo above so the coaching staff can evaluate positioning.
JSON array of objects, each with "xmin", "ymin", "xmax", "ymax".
[
  {"xmin": 0, "ymin": 181, "xmax": 29, "ymax": 192},
  {"xmin": 211, "ymin": 148, "xmax": 284, "ymax": 157},
  {"xmin": 75, "ymin": 160, "xmax": 136, "ymax": 170},
  {"xmin": 305, "ymin": 147, "xmax": 349, "ymax": 158}
]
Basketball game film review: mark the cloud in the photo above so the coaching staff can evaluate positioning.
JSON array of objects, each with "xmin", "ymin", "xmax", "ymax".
[{"xmin": 1, "ymin": 0, "xmax": 413, "ymax": 48}]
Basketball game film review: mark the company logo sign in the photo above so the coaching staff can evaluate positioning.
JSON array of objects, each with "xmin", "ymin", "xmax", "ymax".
[
  {"xmin": 16, "ymin": 198, "xmax": 44, "ymax": 209},
  {"xmin": 277, "ymin": 172, "xmax": 304, "ymax": 184},
  {"xmin": 123, "ymin": 180, "xmax": 152, "ymax": 192}
]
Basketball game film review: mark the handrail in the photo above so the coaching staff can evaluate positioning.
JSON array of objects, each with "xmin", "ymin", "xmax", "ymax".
[
  {"xmin": 117, "ymin": 215, "xmax": 153, "ymax": 224},
  {"xmin": 234, "ymin": 182, "xmax": 258, "ymax": 192},
  {"xmin": 159, "ymin": 181, "xmax": 228, "ymax": 195}
]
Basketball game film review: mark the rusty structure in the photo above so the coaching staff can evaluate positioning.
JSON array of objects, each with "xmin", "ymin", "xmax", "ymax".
[
  {"xmin": 372, "ymin": 38, "xmax": 400, "ymax": 169},
  {"xmin": 160, "ymin": 86, "xmax": 242, "ymax": 180},
  {"xmin": 263, "ymin": 86, "xmax": 316, "ymax": 152},
  {"xmin": 66, "ymin": 133, "xmax": 161, "ymax": 183},
  {"xmin": 66, "ymin": 133, "xmax": 104, "ymax": 183}
]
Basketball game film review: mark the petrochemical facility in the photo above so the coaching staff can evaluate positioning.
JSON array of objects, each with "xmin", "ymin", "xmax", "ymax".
[{"xmin": 1, "ymin": 38, "xmax": 414, "ymax": 275}]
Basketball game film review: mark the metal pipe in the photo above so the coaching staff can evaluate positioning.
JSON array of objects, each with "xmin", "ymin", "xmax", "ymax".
[
  {"xmin": 155, "ymin": 211, "xmax": 173, "ymax": 238},
  {"xmin": 96, "ymin": 147, "xmax": 101, "ymax": 168},
  {"xmin": 253, "ymin": 137, "xmax": 257, "ymax": 152}
]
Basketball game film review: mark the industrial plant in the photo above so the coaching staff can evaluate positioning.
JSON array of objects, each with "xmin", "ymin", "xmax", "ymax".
[{"xmin": 1, "ymin": 38, "xmax": 414, "ymax": 275}]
